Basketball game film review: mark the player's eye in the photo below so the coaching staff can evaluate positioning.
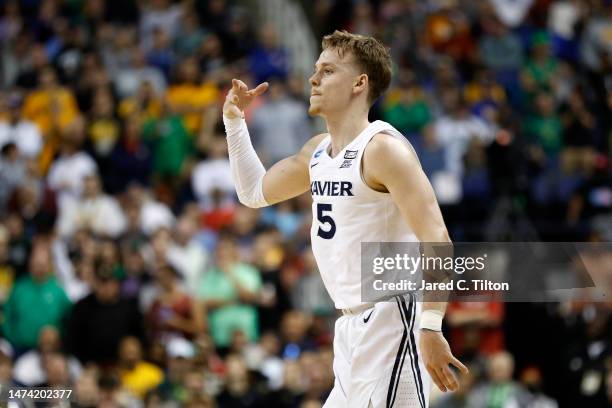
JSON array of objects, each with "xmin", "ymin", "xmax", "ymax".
[{"xmin": 324, "ymin": 69, "xmax": 333, "ymax": 74}]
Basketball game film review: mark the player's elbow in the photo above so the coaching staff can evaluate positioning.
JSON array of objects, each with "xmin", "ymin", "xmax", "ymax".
[{"xmin": 237, "ymin": 193, "xmax": 268, "ymax": 209}]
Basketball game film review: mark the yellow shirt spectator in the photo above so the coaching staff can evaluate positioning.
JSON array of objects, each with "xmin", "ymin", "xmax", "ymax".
[
  {"xmin": 120, "ymin": 361, "xmax": 165, "ymax": 398},
  {"xmin": 22, "ymin": 68, "xmax": 79, "ymax": 172},
  {"xmin": 166, "ymin": 80, "xmax": 219, "ymax": 135},
  {"xmin": 118, "ymin": 81, "xmax": 163, "ymax": 123},
  {"xmin": 22, "ymin": 88, "xmax": 79, "ymax": 136}
]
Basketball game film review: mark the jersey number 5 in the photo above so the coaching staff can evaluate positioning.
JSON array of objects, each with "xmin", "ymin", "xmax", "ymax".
[{"xmin": 316, "ymin": 203, "xmax": 336, "ymax": 239}]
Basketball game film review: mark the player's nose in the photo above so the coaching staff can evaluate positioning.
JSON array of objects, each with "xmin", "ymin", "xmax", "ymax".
[{"xmin": 309, "ymin": 72, "xmax": 319, "ymax": 87}]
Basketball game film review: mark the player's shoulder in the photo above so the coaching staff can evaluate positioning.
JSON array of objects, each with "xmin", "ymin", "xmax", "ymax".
[
  {"xmin": 365, "ymin": 132, "xmax": 418, "ymax": 166},
  {"xmin": 300, "ymin": 133, "xmax": 328, "ymax": 156}
]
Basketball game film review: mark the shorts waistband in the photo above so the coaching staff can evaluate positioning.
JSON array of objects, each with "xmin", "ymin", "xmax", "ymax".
[{"xmin": 341, "ymin": 302, "xmax": 376, "ymax": 316}]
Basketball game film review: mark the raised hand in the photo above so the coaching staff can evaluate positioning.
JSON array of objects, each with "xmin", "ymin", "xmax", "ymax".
[
  {"xmin": 420, "ymin": 330, "xmax": 468, "ymax": 392},
  {"xmin": 223, "ymin": 79, "xmax": 269, "ymax": 119}
]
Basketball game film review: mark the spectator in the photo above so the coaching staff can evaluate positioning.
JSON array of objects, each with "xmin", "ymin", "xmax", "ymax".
[
  {"xmin": 580, "ymin": 0, "xmax": 612, "ymax": 73},
  {"xmin": 0, "ymin": 352, "xmax": 16, "ymax": 398},
  {"xmin": 521, "ymin": 31, "xmax": 562, "ymax": 98},
  {"xmin": 251, "ymin": 80, "xmax": 312, "ymax": 165},
  {"xmin": 382, "ymin": 73, "xmax": 432, "ymax": 135},
  {"xmin": 548, "ymin": 0, "xmax": 585, "ymax": 62},
  {"xmin": 0, "ymin": 92, "xmax": 42, "ymax": 159},
  {"xmin": 280, "ymin": 311, "xmax": 317, "ymax": 359},
  {"xmin": 216, "ymin": 354, "xmax": 265, "ymax": 406},
  {"xmin": 40, "ymin": 352, "xmax": 72, "ymax": 388},
  {"xmin": 146, "ymin": 264, "xmax": 205, "ymax": 342},
  {"xmin": 166, "ymin": 57, "xmax": 219, "ymax": 136},
  {"xmin": 118, "ymin": 336, "xmax": 164, "ymax": 399},
  {"xmin": 446, "ymin": 301, "xmax": 505, "ymax": 358},
  {"xmin": 467, "ymin": 351, "xmax": 531, "ymax": 407},
  {"xmin": 197, "ymin": 236, "xmax": 262, "ymax": 349},
  {"xmin": 139, "ymin": 0, "xmax": 183, "ymax": 51},
  {"xmin": 67, "ymin": 264, "xmax": 143, "ymax": 364},
  {"xmin": 22, "ymin": 66, "xmax": 79, "ymax": 172},
  {"xmin": 56, "ymin": 173, "xmax": 127, "ymax": 239},
  {"xmin": 525, "ymin": 91, "xmax": 563, "ymax": 158},
  {"xmin": 3, "ymin": 242, "xmax": 71, "ymax": 351},
  {"xmin": 166, "ymin": 214, "xmax": 209, "ymax": 292},
  {"xmin": 478, "ymin": 14, "xmax": 524, "ymax": 76},
  {"xmin": 520, "ymin": 366, "xmax": 559, "ymax": 408},
  {"xmin": 146, "ymin": 27, "xmax": 176, "ymax": 81},
  {"xmin": 114, "ymin": 49, "xmax": 167, "ymax": 99},
  {"xmin": 174, "ymin": 12, "xmax": 207, "ymax": 59},
  {"xmin": 46, "ymin": 116, "xmax": 98, "ymax": 211},
  {"xmin": 118, "ymin": 80, "xmax": 162, "ymax": 123},
  {"xmin": 87, "ymin": 88, "xmax": 121, "ymax": 172},
  {"xmin": 430, "ymin": 87, "xmax": 495, "ymax": 203},
  {"xmin": 0, "ymin": 225, "xmax": 14, "ymax": 304},
  {"xmin": 13, "ymin": 325, "xmax": 81, "ymax": 387},
  {"xmin": 192, "ymin": 132, "xmax": 235, "ymax": 211},
  {"xmin": 120, "ymin": 246, "xmax": 151, "ymax": 300},
  {"xmin": 248, "ymin": 25, "xmax": 290, "ymax": 84},
  {"xmin": 424, "ymin": 0, "xmax": 475, "ymax": 68},
  {"xmin": 125, "ymin": 183, "xmax": 175, "ymax": 236},
  {"xmin": 156, "ymin": 336, "xmax": 196, "ymax": 403},
  {"xmin": 291, "ymin": 246, "xmax": 334, "ymax": 316},
  {"xmin": 560, "ymin": 86, "xmax": 597, "ymax": 175},
  {"xmin": 107, "ymin": 114, "xmax": 154, "ymax": 194},
  {"xmin": 0, "ymin": 143, "xmax": 26, "ymax": 215},
  {"xmin": 141, "ymin": 101, "xmax": 194, "ymax": 192}
]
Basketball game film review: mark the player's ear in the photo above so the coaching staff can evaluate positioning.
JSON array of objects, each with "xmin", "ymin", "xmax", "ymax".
[{"xmin": 353, "ymin": 74, "xmax": 368, "ymax": 96}]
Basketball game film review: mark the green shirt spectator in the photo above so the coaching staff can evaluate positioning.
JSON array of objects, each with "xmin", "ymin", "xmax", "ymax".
[
  {"xmin": 524, "ymin": 92, "xmax": 563, "ymax": 155},
  {"xmin": 521, "ymin": 31, "xmax": 560, "ymax": 98},
  {"xmin": 197, "ymin": 238, "xmax": 262, "ymax": 348},
  {"xmin": 383, "ymin": 88, "xmax": 431, "ymax": 134},
  {"xmin": 3, "ymin": 244, "xmax": 71, "ymax": 350},
  {"xmin": 141, "ymin": 110, "xmax": 194, "ymax": 178}
]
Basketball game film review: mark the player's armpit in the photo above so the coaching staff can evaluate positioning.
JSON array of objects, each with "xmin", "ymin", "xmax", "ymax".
[
  {"xmin": 362, "ymin": 133, "xmax": 450, "ymax": 243},
  {"xmin": 262, "ymin": 133, "xmax": 327, "ymax": 205}
]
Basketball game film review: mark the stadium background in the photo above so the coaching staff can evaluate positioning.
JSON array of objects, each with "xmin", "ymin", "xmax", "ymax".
[{"xmin": 0, "ymin": 0, "xmax": 610, "ymax": 406}]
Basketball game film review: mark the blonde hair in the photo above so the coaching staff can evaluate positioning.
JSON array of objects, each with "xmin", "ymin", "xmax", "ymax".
[{"xmin": 321, "ymin": 30, "xmax": 392, "ymax": 104}]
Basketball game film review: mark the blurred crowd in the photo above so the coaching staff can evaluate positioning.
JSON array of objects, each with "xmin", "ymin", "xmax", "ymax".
[{"xmin": 0, "ymin": 0, "xmax": 610, "ymax": 406}]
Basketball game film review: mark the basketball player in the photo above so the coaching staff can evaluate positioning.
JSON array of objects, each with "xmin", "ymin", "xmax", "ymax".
[{"xmin": 223, "ymin": 31, "xmax": 468, "ymax": 407}]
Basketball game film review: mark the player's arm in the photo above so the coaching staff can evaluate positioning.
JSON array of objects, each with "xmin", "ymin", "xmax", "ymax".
[
  {"xmin": 222, "ymin": 79, "xmax": 324, "ymax": 207},
  {"xmin": 363, "ymin": 133, "xmax": 468, "ymax": 393}
]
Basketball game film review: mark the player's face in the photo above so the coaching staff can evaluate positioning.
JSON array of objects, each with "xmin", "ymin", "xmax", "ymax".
[{"xmin": 308, "ymin": 48, "xmax": 362, "ymax": 116}]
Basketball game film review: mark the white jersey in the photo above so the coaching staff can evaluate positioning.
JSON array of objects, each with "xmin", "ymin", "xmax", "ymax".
[{"xmin": 309, "ymin": 120, "xmax": 419, "ymax": 309}]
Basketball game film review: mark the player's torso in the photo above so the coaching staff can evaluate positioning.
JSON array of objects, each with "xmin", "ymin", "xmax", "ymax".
[{"xmin": 309, "ymin": 121, "xmax": 418, "ymax": 309}]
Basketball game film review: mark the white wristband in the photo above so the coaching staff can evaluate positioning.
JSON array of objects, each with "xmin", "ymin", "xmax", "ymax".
[{"xmin": 420, "ymin": 310, "xmax": 444, "ymax": 331}]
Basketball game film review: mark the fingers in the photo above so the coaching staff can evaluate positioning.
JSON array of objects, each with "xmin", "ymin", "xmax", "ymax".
[
  {"xmin": 236, "ymin": 79, "xmax": 248, "ymax": 91},
  {"xmin": 450, "ymin": 355, "xmax": 469, "ymax": 375},
  {"xmin": 249, "ymin": 82, "xmax": 269, "ymax": 96},
  {"xmin": 426, "ymin": 365, "xmax": 447, "ymax": 393},
  {"xmin": 231, "ymin": 78, "xmax": 248, "ymax": 93},
  {"xmin": 441, "ymin": 365, "xmax": 459, "ymax": 391}
]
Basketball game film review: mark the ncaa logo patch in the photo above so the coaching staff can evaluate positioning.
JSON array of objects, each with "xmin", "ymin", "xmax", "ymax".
[
  {"xmin": 344, "ymin": 150, "xmax": 358, "ymax": 159},
  {"xmin": 314, "ymin": 149, "xmax": 324, "ymax": 158}
]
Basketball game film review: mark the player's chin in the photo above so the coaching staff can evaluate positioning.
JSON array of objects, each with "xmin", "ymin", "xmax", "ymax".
[{"xmin": 308, "ymin": 103, "xmax": 322, "ymax": 117}]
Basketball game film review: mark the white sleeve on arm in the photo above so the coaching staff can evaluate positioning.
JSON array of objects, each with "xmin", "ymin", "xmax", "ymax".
[{"xmin": 223, "ymin": 115, "xmax": 269, "ymax": 208}]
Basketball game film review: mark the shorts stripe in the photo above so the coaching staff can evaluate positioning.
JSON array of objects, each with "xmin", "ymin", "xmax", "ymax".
[
  {"xmin": 401, "ymin": 293, "xmax": 426, "ymax": 408},
  {"xmin": 386, "ymin": 296, "xmax": 412, "ymax": 408}
]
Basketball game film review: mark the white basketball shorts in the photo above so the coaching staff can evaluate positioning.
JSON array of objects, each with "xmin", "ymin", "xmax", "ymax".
[{"xmin": 323, "ymin": 293, "xmax": 431, "ymax": 408}]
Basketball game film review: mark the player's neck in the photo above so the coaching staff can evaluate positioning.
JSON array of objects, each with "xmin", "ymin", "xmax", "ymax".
[{"xmin": 325, "ymin": 110, "xmax": 370, "ymax": 158}]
